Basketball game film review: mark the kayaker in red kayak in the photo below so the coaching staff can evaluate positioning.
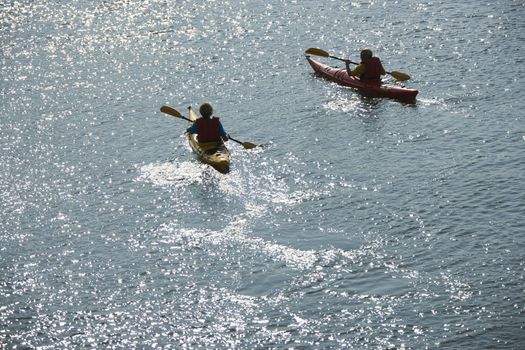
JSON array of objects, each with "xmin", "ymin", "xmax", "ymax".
[
  {"xmin": 345, "ymin": 49, "xmax": 386, "ymax": 83},
  {"xmin": 186, "ymin": 102, "xmax": 229, "ymax": 143}
]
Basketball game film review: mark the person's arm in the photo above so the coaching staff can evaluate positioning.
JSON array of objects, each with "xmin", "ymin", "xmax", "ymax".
[
  {"xmin": 346, "ymin": 61, "xmax": 365, "ymax": 77},
  {"xmin": 218, "ymin": 122, "xmax": 229, "ymax": 141},
  {"xmin": 186, "ymin": 123, "xmax": 198, "ymax": 134},
  {"xmin": 378, "ymin": 60, "xmax": 386, "ymax": 76}
]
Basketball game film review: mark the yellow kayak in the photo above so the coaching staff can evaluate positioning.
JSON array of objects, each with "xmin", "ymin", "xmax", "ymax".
[{"xmin": 186, "ymin": 107, "xmax": 231, "ymax": 174}]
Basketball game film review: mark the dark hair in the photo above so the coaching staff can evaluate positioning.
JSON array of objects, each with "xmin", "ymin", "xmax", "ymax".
[
  {"xmin": 360, "ymin": 49, "xmax": 373, "ymax": 59},
  {"xmin": 199, "ymin": 103, "xmax": 213, "ymax": 118}
]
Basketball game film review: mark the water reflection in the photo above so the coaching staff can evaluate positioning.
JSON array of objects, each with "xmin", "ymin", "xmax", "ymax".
[{"xmin": 2, "ymin": 0, "xmax": 524, "ymax": 348}]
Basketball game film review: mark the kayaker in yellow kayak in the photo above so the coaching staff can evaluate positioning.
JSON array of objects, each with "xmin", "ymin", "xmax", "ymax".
[
  {"xmin": 345, "ymin": 49, "xmax": 386, "ymax": 83},
  {"xmin": 186, "ymin": 102, "xmax": 230, "ymax": 143}
]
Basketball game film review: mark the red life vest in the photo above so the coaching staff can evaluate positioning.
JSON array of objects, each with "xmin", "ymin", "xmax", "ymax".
[
  {"xmin": 195, "ymin": 117, "xmax": 221, "ymax": 142},
  {"xmin": 361, "ymin": 57, "xmax": 384, "ymax": 82}
]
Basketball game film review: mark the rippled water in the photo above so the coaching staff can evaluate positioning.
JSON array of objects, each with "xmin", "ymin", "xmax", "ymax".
[{"xmin": 1, "ymin": 0, "xmax": 524, "ymax": 348}]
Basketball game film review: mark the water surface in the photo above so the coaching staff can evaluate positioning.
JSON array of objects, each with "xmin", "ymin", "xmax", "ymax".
[{"xmin": 1, "ymin": 0, "xmax": 524, "ymax": 348}]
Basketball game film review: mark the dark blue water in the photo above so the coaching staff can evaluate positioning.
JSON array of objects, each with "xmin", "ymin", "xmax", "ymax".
[{"xmin": 1, "ymin": 0, "xmax": 524, "ymax": 348}]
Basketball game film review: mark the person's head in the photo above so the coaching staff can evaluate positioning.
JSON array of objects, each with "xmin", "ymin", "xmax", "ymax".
[
  {"xmin": 360, "ymin": 49, "xmax": 373, "ymax": 60},
  {"xmin": 199, "ymin": 102, "xmax": 213, "ymax": 118}
]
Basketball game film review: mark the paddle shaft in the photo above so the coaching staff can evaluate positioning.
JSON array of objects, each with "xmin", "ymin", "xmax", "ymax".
[
  {"xmin": 229, "ymin": 136, "xmax": 245, "ymax": 146},
  {"xmin": 305, "ymin": 47, "xmax": 410, "ymax": 81},
  {"xmin": 160, "ymin": 106, "xmax": 256, "ymax": 149},
  {"xmin": 328, "ymin": 55, "xmax": 358, "ymax": 65},
  {"xmin": 177, "ymin": 114, "xmax": 191, "ymax": 122}
]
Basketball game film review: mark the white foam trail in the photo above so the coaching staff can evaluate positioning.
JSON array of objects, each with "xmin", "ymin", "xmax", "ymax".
[
  {"xmin": 139, "ymin": 157, "xmax": 369, "ymax": 271},
  {"xmin": 159, "ymin": 205, "xmax": 318, "ymax": 270},
  {"xmin": 324, "ymin": 98, "xmax": 362, "ymax": 113},
  {"xmin": 137, "ymin": 161, "xmax": 207, "ymax": 187}
]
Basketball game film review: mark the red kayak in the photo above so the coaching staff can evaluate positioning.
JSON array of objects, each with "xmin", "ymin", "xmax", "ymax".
[{"xmin": 306, "ymin": 56, "xmax": 418, "ymax": 102}]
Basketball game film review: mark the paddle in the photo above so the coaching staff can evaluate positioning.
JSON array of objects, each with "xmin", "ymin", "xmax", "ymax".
[
  {"xmin": 305, "ymin": 47, "xmax": 411, "ymax": 81},
  {"xmin": 160, "ymin": 106, "xmax": 257, "ymax": 150}
]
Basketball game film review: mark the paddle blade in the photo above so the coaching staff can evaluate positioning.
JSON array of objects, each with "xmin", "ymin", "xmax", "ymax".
[
  {"xmin": 388, "ymin": 71, "xmax": 411, "ymax": 81},
  {"xmin": 160, "ymin": 105, "xmax": 182, "ymax": 118},
  {"xmin": 305, "ymin": 47, "xmax": 330, "ymax": 57},
  {"xmin": 229, "ymin": 136, "xmax": 257, "ymax": 150},
  {"xmin": 241, "ymin": 141, "xmax": 257, "ymax": 150}
]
